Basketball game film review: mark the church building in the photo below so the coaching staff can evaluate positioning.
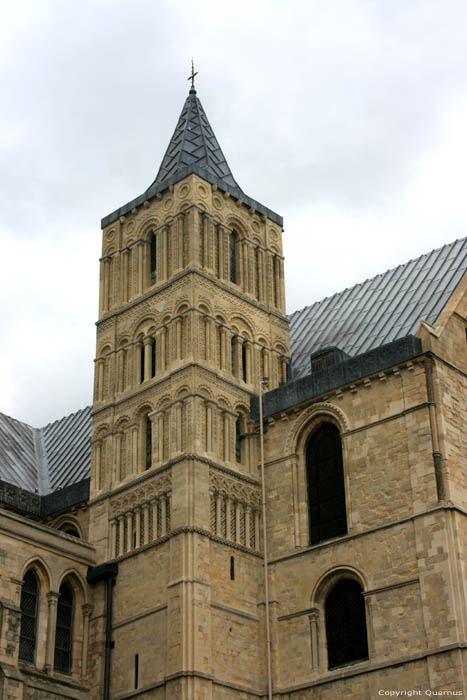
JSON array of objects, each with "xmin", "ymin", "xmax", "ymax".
[{"xmin": 0, "ymin": 81, "xmax": 466, "ymax": 700}]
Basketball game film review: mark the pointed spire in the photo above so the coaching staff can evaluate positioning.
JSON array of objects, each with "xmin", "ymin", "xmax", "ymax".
[{"xmin": 147, "ymin": 87, "xmax": 242, "ymax": 192}]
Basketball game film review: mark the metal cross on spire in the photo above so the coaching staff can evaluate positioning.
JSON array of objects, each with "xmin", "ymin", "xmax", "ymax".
[{"xmin": 187, "ymin": 59, "xmax": 198, "ymax": 89}]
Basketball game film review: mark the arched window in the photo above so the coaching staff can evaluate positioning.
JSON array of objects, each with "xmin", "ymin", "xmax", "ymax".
[
  {"xmin": 229, "ymin": 231, "xmax": 237, "ymax": 284},
  {"xmin": 19, "ymin": 570, "xmax": 39, "ymax": 663},
  {"xmin": 325, "ymin": 579, "xmax": 368, "ymax": 669},
  {"xmin": 150, "ymin": 232, "xmax": 157, "ymax": 284},
  {"xmin": 145, "ymin": 415, "xmax": 152, "ymax": 469},
  {"xmin": 59, "ymin": 525, "xmax": 80, "ymax": 538},
  {"xmin": 306, "ymin": 422, "xmax": 347, "ymax": 545},
  {"xmin": 54, "ymin": 582, "xmax": 74, "ymax": 674},
  {"xmin": 235, "ymin": 416, "xmax": 242, "ymax": 463}
]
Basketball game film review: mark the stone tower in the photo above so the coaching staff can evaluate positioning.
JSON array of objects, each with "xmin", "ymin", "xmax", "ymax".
[{"xmin": 88, "ymin": 84, "xmax": 290, "ymax": 698}]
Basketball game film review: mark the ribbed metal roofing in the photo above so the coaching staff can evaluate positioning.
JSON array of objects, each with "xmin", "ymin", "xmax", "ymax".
[
  {"xmin": 289, "ymin": 237, "xmax": 467, "ymax": 379},
  {"xmin": 0, "ymin": 407, "xmax": 91, "ymax": 496},
  {"xmin": 42, "ymin": 406, "xmax": 92, "ymax": 492},
  {"xmin": 0, "ymin": 413, "xmax": 38, "ymax": 492},
  {"xmin": 148, "ymin": 87, "xmax": 242, "ymax": 192}
]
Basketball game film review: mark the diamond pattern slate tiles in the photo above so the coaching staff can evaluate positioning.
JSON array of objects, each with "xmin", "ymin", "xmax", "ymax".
[
  {"xmin": 289, "ymin": 237, "xmax": 467, "ymax": 379},
  {"xmin": 148, "ymin": 88, "xmax": 241, "ymax": 192}
]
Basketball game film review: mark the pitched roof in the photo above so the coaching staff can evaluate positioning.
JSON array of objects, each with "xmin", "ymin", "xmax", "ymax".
[
  {"xmin": 148, "ymin": 88, "xmax": 242, "ymax": 192},
  {"xmin": 0, "ymin": 406, "xmax": 91, "ymax": 495},
  {"xmin": 289, "ymin": 237, "xmax": 467, "ymax": 379},
  {"xmin": 101, "ymin": 88, "xmax": 283, "ymax": 228}
]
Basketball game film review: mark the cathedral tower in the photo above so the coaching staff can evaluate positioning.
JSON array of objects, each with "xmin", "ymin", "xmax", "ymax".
[{"xmin": 88, "ymin": 83, "xmax": 289, "ymax": 698}]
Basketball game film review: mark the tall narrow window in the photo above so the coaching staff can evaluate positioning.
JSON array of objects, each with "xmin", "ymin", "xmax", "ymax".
[
  {"xmin": 19, "ymin": 570, "xmax": 39, "ymax": 663},
  {"xmin": 54, "ymin": 582, "xmax": 74, "ymax": 674},
  {"xmin": 307, "ymin": 422, "xmax": 347, "ymax": 545},
  {"xmin": 230, "ymin": 556, "xmax": 235, "ymax": 580},
  {"xmin": 325, "ymin": 579, "xmax": 368, "ymax": 669},
  {"xmin": 134, "ymin": 654, "xmax": 139, "ymax": 689},
  {"xmin": 151, "ymin": 340, "xmax": 156, "ymax": 378},
  {"xmin": 150, "ymin": 233, "xmax": 157, "ymax": 284},
  {"xmin": 241, "ymin": 341, "xmax": 247, "ymax": 383},
  {"xmin": 235, "ymin": 417, "xmax": 242, "ymax": 463},
  {"xmin": 140, "ymin": 343, "xmax": 145, "ymax": 384},
  {"xmin": 145, "ymin": 415, "xmax": 152, "ymax": 469},
  {"xmin": 231, "ymin": 336, "xmax": 236, "ymax": 375},
  {"xmin": 229, "ymin": 231, "xmax": 237, "ymax": 284}
]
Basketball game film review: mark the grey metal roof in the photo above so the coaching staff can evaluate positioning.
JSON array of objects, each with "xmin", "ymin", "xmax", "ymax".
[
  {"xmin": 149, "ymin": 88, "xmax": 241, "ymax": 192},
  {"xmin": 0, "ymin": 406, "xmax": 91, "ymax": 496},
  {"xmin": 289, "ymin": 237, "xmax": 467, "ymax": 379},
  {"xmin": 101, "ymin": 89, "xmax": 283, "ymax": 228}
]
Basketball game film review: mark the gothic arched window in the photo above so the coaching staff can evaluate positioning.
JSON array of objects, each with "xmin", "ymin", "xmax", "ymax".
[
  {"xmin": 145, "ymin": 414, "xmax": 152, "ymax": 469},
  {"xmin": 306, "ymin": 422, "xmax": 347, "ymax": 545},
  {"xmin": 229, "ymin": 231, "xmax": 238, "ymax": 284},
  {"xmin": 54, "ymin": 582, "xmax": 74, "ymax": 674},
  {"xmin": 325, "ymin": 579, "xmax": 369, "ymax": 669},
  {"xmin": 150, "ymin": 233, "xmax": 157, "ymax": 284},
  {"xmin": 19, "ymin": 570, "xmax": 39, "ymax": 663}
]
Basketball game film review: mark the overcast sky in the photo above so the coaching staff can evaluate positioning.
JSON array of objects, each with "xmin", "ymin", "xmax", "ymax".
[{"xmin": 1, "ymin": 0, "xmax": 467, "ymax": 427}]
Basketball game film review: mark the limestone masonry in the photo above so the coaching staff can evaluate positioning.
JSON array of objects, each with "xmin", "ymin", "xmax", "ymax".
[{"xmin": 0, "ymin": 85, "xmax": 466, "ymax": 700}]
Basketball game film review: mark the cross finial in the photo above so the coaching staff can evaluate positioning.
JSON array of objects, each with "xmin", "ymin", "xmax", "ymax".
[{"xmin": 188, "ymin": 59, "xmax": 198, "ymax": 89}]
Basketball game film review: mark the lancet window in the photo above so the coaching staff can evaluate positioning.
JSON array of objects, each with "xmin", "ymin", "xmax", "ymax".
[
  {"xmin": 19, "ymin": 570, "xmax": 39, "ymax": 663},
  {"xmin": 54, "ymin": 582, "xmax": 74, "ymax": 674}
]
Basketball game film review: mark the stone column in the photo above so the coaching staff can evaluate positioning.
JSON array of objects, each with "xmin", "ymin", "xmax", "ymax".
[
  {"xmin": 137, "ymin": 242, "xmax": 144, "ymax": 295},
  {"xmin": 117, "ymin": 516, "xmax": 125, "ymax": 556},
  {"xmin": 245, "ymin": 506, "xmax": 252, "ymax": 548},
  {"xmin": 94, "ymin": 442, "xmax": 102, "ymax": 491},
  {"xmin": 109, "ymin": 519, "xmax": 117, "ymax": 559},
  {"xmin": 151, "ymin": 500, "xmax": 158, "ymax": 540},
  {"xmin": 134, "ymin": 507, "xmax": 141, "ymax": 549},
  {"xmin": 97, "ymin": 360, "xmax": 104, "ymax": 402},
  {"xmin": 226, "ymin": 497, "xmax": 232, "ymax": 540},
  {"xmin": 309, "ymin": 609, "xmax": 320, "ymax": 670},
  {"xmin": 143, "ymin": 336, "xmax": 152, "ymax": 382},
  {"xmin": 242, "ymin": 241, "xmax": 249, "ymax": 292},
  {"xmin": 217, "ymin": 225, "xmax": 224, "ymax": 279},
  {"xmin": 223, "ymin": 412, "xmax": 230, "ymax": 462},
  {"xmin": 131, "ymin": 426, "xmax": 138, "ymax": 475},
  {"xmin": 44, "ymin": 591, "xmax": 59, "ymax": 673},
  {"xmin": 233, "ymin": 336, "xmax": 243, "ymax": 379},
  {"xmin": 175, "ymin": 402, "xmax": 182, "ymax": 452},
  {"xmin": 160, "ymin": 495, "xmax": 167, "ymax": 536},
  {"xmin": 206, "ymin": 403, "xmax": 213, "ymax": 453},
  {"xmin": 125, "ymin": 512, "xmax": 133, "ymax": 552},
  {"xmin": 216, "ymin": 493, "xmax": 223, "ymax": 537},
  {"xmin": 142, "ymin": 503, "xmax": 150, "ymax": 545},
  {"xmin": 121, "ymin": 250, "xmax": 129, "ymax": 303},
  {"xmin": 225, "ymin": 329, "xmax": 233, "ymax": 375},
  {"xmin": 157, "ymin": 413, "xmax": 164, "ymax": 463},
  {"xmin": 161, "ymin": 225, "xmax": 168, "ymax": 280},
  {"xmin": 81, "ymin": 604, "xmax": 93, "ymax": 680},
  {"xmin": 114, "ymin": 433, "xmax": 122, "ymax": 484},
  {"xmin": 254, "ymin": 510, "xmax": 261, "ymax": 551},
  {"xmin": 235, "ymin": 502, "xmax": 242, "ymax": 544}
]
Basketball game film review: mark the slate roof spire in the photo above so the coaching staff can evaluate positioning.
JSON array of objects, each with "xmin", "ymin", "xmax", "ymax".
[{"xmin": 147, "ymin": 86, "xmax": 243, "ymax": 192}]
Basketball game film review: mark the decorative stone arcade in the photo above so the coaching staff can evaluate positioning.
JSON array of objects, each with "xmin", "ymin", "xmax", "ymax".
[{"xmin": 87, "ymin": 84, "xmax": 290, "ymax": 699}]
